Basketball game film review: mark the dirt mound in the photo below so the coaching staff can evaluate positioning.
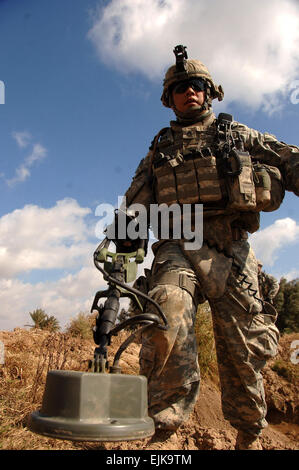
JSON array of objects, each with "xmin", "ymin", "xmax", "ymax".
[{"xmin": 0, "ymin": 328, "xmax": 298, "ymax": 450}]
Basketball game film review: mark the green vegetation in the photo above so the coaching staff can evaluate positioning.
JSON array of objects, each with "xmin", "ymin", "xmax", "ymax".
[
  {"xmin": 274, "ymin": 278, "xmax": 299, "ymax": 334},
  {"xmin": 271, "ymin": 359, "xmax": 298, "ymax": 385},
  {"xmin": 64, "ymin": 312, "xmax": 96, "ymax": 339},
  {"xmin": 28, "ymin": 308, "xmax": 60, "ymax": 332}
]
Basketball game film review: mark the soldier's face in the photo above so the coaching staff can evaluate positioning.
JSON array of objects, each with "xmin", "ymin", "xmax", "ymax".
[{"xmin": 171, "ymin": 84, "xmax": 205, "ymax": 113}]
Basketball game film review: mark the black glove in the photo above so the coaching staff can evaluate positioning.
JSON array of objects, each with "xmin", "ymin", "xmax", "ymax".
[{"xmin": 105, "ymin": 212, "xmax": 148, "ymax": 255}]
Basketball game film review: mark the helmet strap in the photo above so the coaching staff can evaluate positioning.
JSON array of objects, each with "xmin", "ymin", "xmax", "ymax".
[{"xmin": 174, "ymin": 106, "xmax": 212, "ymax": 125}]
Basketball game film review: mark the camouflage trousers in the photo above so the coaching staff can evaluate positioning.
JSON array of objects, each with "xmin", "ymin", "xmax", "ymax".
[{"xmin": 139, "ymin": 240, "xmax": 280, "ymax": 436}]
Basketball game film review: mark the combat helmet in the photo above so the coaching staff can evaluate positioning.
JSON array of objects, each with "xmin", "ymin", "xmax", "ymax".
[{"xmin": 161, "ymin": 45, "xmax": 224, "ymax": 109}]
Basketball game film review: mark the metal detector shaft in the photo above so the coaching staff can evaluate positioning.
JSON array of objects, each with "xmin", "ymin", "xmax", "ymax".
[{"xmin": 90, "ymin": 238, "xmax": 168, "ymax": 373}]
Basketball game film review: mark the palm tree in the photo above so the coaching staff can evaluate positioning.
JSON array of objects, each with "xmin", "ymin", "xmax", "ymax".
[
  {"xmin": 28, "ymin": 308, "xmax": 60, "ymax": 332},
  {"xmin": 43, "ymin": 315, "xmax": 60, "ymax": 332},
  {"xmin": 29, "ymin": 308, "xmax": 48, "ymax": 329}
]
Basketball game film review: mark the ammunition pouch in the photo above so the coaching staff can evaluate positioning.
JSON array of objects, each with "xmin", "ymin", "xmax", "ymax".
[
  {"xmin": 153, "ymin": 150, "xmax": 226, "ymax": 206},
  {"xmin": 225, "ymin": 151, "xmax": 256, "ymax": 211},
  {"xmin": 253, "ymin": 163, "xmax": 285, "ymax": 212},
  {"xmin": 225, "ymin": 157, "xmax": 284, "ymax": 213}
]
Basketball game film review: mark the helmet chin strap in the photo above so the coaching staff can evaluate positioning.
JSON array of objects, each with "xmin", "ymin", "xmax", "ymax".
[{"xmin": 173, "ymin": 105, "xmax": 212, "ymax": 124}]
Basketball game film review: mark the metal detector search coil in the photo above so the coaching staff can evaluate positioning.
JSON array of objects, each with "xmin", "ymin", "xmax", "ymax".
[{"xmin": 29, "ymin": 370, "xmax": 154, "ymax": 442}]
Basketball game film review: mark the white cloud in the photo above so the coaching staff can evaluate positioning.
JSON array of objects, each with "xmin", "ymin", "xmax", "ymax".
[
  {"xmin": 0, "ymin": 199, "xmax": 104, "ymax": 330},
  {"xmin": 283, "ymin": 268, "xmax": 299, "ymax": 281},
  {"xmin": 12, "ymin": 131, "xmax": 32, "ymax": 148},
  {"xmin": 0, "ymin": 198, "xmax": 94, "ymax": 277},
  {"xmin": 0, "ymin": 199, "xmax": 158, "ymax": 331},
  {"xmin": 0, "ymin": 265, "xmax": 106, "ymax": 331},
  {"xmin": 6, "ymin": 142, "xmax": 47, "ymax": 187},
  {"xmin": 249, "ymin": 217, "xmax": 299, "ymax": 266},
  {"xmin": 88, "ymin": 0, "xmax": 299, "ymax": 112}
]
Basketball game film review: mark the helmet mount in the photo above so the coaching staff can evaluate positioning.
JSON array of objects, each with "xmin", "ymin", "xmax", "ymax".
[{"xmin": 173, "ymin": 45, "xmax": 188, "ymax": 73}]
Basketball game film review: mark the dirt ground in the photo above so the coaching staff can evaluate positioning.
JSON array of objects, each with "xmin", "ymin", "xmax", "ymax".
[
  {"xmin": 96, "ymin": 334, "xmax": 299, "ymax": 451},
  {"xmin": 0, "ymin": 328, "xmax": 298, "ymax": 451}
]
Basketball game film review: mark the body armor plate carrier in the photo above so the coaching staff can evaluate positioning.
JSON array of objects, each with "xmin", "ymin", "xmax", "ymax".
[{"xmin": 151, "ymin": 114, "xmax": 284, "ymax": 224}]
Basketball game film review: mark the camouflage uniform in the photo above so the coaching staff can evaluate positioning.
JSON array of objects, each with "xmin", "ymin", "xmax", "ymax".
[
  {"xmin": 122, "ymin": 52, "xmax": 299, "ymax": 438},
  {"xmin": 258, "ymin": 270, "xmax": 279, "ymax": 304}
]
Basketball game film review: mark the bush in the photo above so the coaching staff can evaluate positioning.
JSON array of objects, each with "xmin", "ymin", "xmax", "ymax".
[
  {"xmin": 271, "ymin": 359, "xmax": 299, "ymax": 385},
  {"xmin": 274, "ymin": 278, "xmax": 299, "ymax": 334},
  {"xmin": 65, "ymin": 312, "xmax": 96, "ymax": 339}
]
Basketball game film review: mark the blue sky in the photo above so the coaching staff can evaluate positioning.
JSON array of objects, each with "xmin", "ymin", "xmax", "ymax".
[{"xmin": 0, "ymin": 0, "xmax": 299, "ymax": 331}]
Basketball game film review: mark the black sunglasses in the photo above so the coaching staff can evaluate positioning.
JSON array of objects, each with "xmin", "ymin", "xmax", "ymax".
[{"xmin": 172, "ymin": 78, "xmax": 206, "ymax": 94}]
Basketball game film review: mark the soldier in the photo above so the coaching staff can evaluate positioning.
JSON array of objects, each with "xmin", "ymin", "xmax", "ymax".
[
  {"xmin": 257, "ymin": 260, "xmax": 280, "ymax": 304},
  {"xmin": 111, "ymin": 46, "xmax": 299, "ymax": 450}
]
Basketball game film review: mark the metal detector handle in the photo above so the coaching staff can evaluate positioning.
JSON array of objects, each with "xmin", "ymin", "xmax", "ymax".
[
  {"xmin": 94, "ymin": 238, "xmax": 145, "ymax": 265},
  {"xmin": 95, "ymin": 238, "xmax": 111, "ymax": 263}
]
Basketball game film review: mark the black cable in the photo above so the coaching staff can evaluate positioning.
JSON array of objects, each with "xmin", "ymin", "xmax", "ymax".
[
  {"xmin": 112, "ymin": 323, "xmax": 156, "ymax": 369},
  {"xmin": 93, "ymin": 253, "xmax": 168, "ymax": 327},
  {"xmin": 110, "ymin": 313, "xmax": 165, "ymax": 336}
]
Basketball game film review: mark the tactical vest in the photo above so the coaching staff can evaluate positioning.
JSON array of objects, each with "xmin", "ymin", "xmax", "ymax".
[
  {"xmin": 153, "ymin": 124, "xmax": 227, "ymax": 207},
  {"xmin": 151, "ymin": 116, "xmax": 284, "ymax": 220}
]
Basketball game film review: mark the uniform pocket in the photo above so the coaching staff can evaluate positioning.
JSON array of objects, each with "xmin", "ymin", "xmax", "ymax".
[{"xmin": 247, "ymin": 310, "xmax": 280, "ymax": 361}]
